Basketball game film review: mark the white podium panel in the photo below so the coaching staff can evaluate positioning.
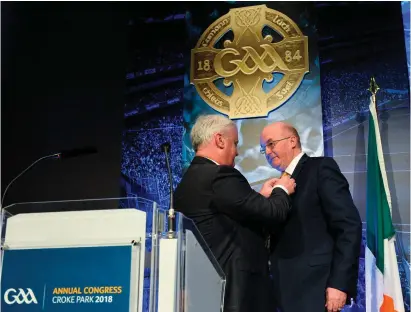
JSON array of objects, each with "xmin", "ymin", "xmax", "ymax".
[{"xmin": 5, "ymin": 209, "xmax": 146, "ymax": 249}]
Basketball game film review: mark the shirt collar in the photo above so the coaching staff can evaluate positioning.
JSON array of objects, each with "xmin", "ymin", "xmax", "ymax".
[
  {"xmin": 284, "ymin": 152, "xmax": 305, "ymax": 176},
  {"xmin": 204, "ymin": 157, "xmax": 219, "ymax": 165}
]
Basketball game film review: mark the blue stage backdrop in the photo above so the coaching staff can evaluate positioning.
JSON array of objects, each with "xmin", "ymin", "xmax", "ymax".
[
  {"xmin": 121, "ymin": 3, "xmax": 410, "ymax": 312},
  {"xmin": 402, "ymin": 1, "xmax": 410, "ymax": 80}
]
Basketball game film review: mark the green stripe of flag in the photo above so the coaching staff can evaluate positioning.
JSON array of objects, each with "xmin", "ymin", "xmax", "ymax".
[{"xmin": 366, "ymin": 100, "xmax": 396, "ymax": 274}]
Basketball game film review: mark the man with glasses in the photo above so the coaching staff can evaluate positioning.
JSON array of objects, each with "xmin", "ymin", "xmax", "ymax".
[
  {"xmin": 260, "ymin": 121, "xmax": 362, "ymax": 312},
  {"xmin": 174, "ymin": 115, "xmax": 296, "ymax": 312}
]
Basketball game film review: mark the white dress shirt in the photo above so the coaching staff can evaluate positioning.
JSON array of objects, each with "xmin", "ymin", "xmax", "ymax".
[
  {"xmin": 284, "ymin": 151, "xmax": 305, "ymax": 176},
  {"xmin": 273, "ymin": 152, "xmax": 305, "ymax": 195}
]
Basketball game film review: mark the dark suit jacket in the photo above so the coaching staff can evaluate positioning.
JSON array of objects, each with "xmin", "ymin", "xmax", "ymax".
[
  {"xmin": 270, "ymin": 154, "xmax": 362, "ymax": 312},
  {"xmin": 174, "ymin": 156, "xmax": 292, "ymax": 312}
]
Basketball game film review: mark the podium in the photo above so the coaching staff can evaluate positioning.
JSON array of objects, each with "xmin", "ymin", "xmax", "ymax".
[{"xmin": 0, "ymin": 197, "xmax": 226, "ymax": 312}]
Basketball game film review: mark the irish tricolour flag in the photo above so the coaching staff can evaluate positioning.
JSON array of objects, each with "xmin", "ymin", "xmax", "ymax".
[{"xmin": 365, "ymin": 94, "xmax": 405, "ymax": 312}]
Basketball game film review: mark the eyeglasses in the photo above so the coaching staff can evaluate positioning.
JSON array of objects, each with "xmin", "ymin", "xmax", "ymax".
[{"xmin": 260, "ymin": 137, "xmax": 290, "ymax": 154}]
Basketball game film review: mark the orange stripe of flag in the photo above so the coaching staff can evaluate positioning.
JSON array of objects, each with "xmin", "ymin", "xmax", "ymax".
[{"xmin": 380, "ymin": 294, "xmax": 398, "ymax": 312}]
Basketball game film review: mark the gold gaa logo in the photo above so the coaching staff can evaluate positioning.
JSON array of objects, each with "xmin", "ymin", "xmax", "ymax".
[{"xmin": 191, "ymin": 5, "xmax": 309, "ymax": 119}]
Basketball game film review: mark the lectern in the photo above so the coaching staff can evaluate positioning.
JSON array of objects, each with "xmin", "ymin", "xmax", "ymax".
[{"xmin": 0, "ymin": 197, "xmax": 225, "ymax": 312}]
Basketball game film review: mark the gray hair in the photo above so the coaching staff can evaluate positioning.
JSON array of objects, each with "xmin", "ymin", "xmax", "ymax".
[{"xmin": 190, "ymin": 114, "xmax": 236, "ymax": 151}]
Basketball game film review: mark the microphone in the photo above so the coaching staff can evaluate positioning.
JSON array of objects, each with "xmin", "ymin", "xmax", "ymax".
[
  {"xmin": 0, "ymin": 152, "xmax": 57, "ymax": 251},
  {"xmin": 1, "ymin": 146, "xmax": 97, "ymax": 207},
  {"xmin": 57, "ymin": 146, "xmax": 98, "ymax": 160},
  {"xmin": 161, "ymin": 142, "xmax": 175, "ymax": 238},
  {"xmin": 160, "ymin": 142, "xmax": 170, "ymax": 154},
  {"xmin": 0, "ymin": 146, "xmax": 95, "ymax": 264}
]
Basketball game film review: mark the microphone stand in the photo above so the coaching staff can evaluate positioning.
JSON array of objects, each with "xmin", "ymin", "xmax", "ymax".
[{"xmin": 161, "ymin": 143, "xmax": 176, "ymax": 238}]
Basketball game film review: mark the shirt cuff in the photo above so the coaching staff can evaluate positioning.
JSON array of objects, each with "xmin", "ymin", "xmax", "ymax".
[{"xmin": 273, "ymin": 185, "xmax": 289, "ymax": 195}]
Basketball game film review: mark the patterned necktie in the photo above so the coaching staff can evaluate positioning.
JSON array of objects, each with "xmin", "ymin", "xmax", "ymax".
[
  {"xmin": 281, "ymin": 171, "xmax": 290, "ymax": 178},
  {"xmin": 266, "ymin": 171, "xmax": 291, "ymax": 267}
]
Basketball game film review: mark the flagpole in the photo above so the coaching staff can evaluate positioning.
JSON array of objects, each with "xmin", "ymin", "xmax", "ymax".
[
  {"xmin": 368, "ymin": 77, "xmax": 380, "ymax": 112},
  {"xmin": 368, "ymin": 77, "xmax": 380, "ymax": 113}
]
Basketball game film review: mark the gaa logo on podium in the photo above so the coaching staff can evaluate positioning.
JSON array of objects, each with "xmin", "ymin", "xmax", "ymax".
[
  {"xmin": 191, "ymin": 4, "xmax": 309, "ymax": 119},
  {"xmin": 4, "ymin": 288, "xmax": 38, "ymax": 305}
]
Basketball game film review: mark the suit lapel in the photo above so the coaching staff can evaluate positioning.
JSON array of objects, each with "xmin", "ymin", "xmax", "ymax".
[{"xmin": 291, "ymin": 154, "xmax": 309, "ymax": 180}]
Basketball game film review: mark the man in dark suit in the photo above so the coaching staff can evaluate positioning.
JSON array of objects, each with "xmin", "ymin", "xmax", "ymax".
[
  {"xmin": 174, "ymin": 115, "xmax": 296, "ymax": 312},
  {"xmin": 260, "ymin": 122, "xmax": 362, "ymax": 312}
]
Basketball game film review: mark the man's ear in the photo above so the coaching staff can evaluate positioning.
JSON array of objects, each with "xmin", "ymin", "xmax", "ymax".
[
  {"xmin": 215, "ymin": 133, "xmax": 225, "ymax": 149},
  {"xmin": 290, "ymin": 135, "xmax": 297, "ymax": 148}
]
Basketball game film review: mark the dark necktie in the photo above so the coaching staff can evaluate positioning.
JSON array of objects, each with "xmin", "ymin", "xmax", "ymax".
[{"xmin": 266, "ymin": 171, "xmax": 291, "ymax": 266}]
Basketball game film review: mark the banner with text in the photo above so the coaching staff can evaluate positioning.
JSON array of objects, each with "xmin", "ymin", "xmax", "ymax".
[
  {"xmin": 1, "ymin": 245, "xmax": 133, "ymax": 311},
  {"xmin": 183, "ymin": 3, "xmax": 324, "ymax": 185}
]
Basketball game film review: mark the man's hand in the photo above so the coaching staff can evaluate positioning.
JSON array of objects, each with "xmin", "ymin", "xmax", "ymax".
[
  {"xmin": 259, "ymin": 178, "xmax": 279, "ymax": 197},
  {"xmin": 325, "ymin": 287, "xmax": 347, "ymax": 312},
  {"xmin": 276, "ymin": 175, "xmax": 296, "ymax": 195}
]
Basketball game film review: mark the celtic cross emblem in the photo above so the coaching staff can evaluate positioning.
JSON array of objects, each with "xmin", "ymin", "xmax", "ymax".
[{"xmin": 191, "ymin": 5, "xmax": 309, "ymax": 119}]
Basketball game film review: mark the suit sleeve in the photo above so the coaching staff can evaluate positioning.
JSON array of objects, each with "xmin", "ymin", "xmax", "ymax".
[
  {"xmin": 211, "ymin": 166, "xmax": 291, "ymax": 225},
  {"xmin": 318, "ymin": 158, "xmax": 362, "ymax": 296}
]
